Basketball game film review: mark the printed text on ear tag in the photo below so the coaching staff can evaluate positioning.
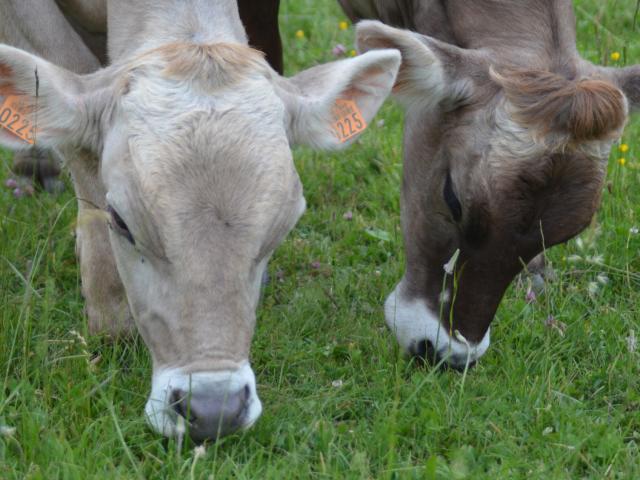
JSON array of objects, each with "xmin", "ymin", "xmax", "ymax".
[
  {"xmin": 332, "ymin": 99, "xmax": 367, "ymax": 143},
  {"xmin": 0, "ymin": 95, "xmax": 36, "ymax": 144}
]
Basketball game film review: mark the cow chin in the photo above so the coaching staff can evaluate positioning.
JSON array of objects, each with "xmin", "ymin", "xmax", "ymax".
[
  {"xmin": 384, "ymin": 280, "xmax": 491, "ymax": 369},
  {"xmin": 145, "ymin": 362, "xmax": 262, "ymax": 442}
]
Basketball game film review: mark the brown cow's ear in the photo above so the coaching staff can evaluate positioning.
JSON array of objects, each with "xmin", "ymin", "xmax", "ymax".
[
  {"xmin": 608, "ymin": 64, "xmax": 640, "ymax": 112},
  {"xmin": 356, "ymin": 20, "xmax": 481, "ymax": 109},
  {"xmin": 0, "ymin": 45, "xmax": 108, "ymax": 151}
]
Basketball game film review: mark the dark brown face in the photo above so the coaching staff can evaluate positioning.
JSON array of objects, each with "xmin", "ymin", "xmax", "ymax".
[
  {"xmin": 388, "ymin": 95, "xmax": 610, "ymax": 368},
  {"xmin": 355, "ymin": 12, "xmax": 640, "ymax": 369}
]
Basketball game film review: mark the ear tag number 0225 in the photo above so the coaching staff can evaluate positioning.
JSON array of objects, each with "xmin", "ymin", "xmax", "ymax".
[
  {"xmin": 332, "ymin": 99, "xmax": 367, "ymax": 143},
  {"xmin": 0, "ymin": 95, "xmax": 36, "ymax": 144}
]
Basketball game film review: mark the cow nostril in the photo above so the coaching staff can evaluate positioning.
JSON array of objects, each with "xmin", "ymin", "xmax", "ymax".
[
  {"xmin": 410, "ymin": 339, "xmax": 478, "ymax": 372},
  {"xmin": 243, "ymin": 384, "xmax": 250, "ymax": 402},
  {"xmin": 170, "ymin": 389, "xmax": 195, "ymax": 422},
  {"xmin": 410, "ymin": 339, "xmax": 439, "ymax": 365},
  {"xmin": 169, "ymin": 385, "xmax": 251, "ymax": 442}
]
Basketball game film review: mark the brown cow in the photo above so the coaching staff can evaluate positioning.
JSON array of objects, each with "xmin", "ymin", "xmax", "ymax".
[{"xmin": 339, "ymin": 0, "xmax": 640, "ymax": 368}]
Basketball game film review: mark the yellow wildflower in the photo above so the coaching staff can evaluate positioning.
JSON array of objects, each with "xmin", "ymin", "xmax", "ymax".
[
  {"xmin": 619, "ymin": 143, "xmax": 629, "ymax": 153},
  {"xmin": 339, "ymin": 21, "xmax": 349, "ymax": 31},
  {"xmin": 350, "ymin": 49, "xmax": 357, "ymax": 57},
  {"xmin": 611, "ymin": 51, "xmax": 621, "ymax": 61},
  {"xmin": 295, "ymin": 30, "xmax": 305, "ymax": 40},
  {"xmin": 618, "ymin": 157, "xmax": 626, "ymax": 166}
]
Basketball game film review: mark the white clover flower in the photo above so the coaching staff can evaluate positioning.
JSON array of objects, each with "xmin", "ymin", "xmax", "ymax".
[
  {"xmin": 587, "ymin": 254, "xmax": 604, "ymax": 265},
  {"xmin": 627, "ymin": 330, "xmax": 637, "ymax": 353}
]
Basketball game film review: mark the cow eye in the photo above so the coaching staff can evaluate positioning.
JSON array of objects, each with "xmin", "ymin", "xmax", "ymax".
[
  {"xmin": 444, "ymin": 172, "xmax": 462, "ymax": 222},
  {"xmin": 107, "ymin": 205, "xmax": 135, "ymax": 245}
]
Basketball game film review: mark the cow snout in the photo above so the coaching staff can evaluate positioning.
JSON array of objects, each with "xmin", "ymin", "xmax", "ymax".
[
  {"xmin": 145, "ymin": 363, "xmax": 262, "ymax": 440},
  {"xmin": 410, "ymin": 339, "xmax": 477, "ymax": 371},
  {"xmin": 170, "ymin": 385, "xmax": 250, "ymax": 442}
]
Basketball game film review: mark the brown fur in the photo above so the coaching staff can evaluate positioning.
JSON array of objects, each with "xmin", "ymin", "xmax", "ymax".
[
  {"xmin": 494, "ymin": 68, "xmax": 627, "ymax": 143},
  {"xmin": 344, "ymin": 0, "xmax": 639, "ymax": 357},
  {"xmin": 138, "ymin": 42, "xmax": 268, "ymax": 88}
]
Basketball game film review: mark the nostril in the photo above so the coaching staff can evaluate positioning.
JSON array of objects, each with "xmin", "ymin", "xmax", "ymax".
[
  {"xmin": 243, "ymin": 384, "xmax": 250, "ymax": 402},
  {"xmin": 170, "ymin": 389, "xmax": 195, "ymax": 422},
  {"xmin": 410, "ymin": 339, "xmax": 478, "ymax": 372},
  {"xmin": 410, "ymin": 339, "xmax": 438, "ymax": 365}
]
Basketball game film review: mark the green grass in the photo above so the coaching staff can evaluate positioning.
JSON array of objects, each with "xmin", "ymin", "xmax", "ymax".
[{"xmin": 1, "ymin": 1, "xmax": 640, "ymax": 478}]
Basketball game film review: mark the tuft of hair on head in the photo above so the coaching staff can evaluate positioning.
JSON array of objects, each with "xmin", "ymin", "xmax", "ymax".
[
  {"xmin": 134, "ymin": 42, "xmax": 269, "ymax": 90},
  {"xmin": 492, "ymin": 68, "xmax": 627, "ymax": 144}
]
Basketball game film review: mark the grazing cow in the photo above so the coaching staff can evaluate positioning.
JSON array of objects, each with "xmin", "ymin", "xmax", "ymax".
[
  {"xmin": 339, "ymin": 0, "xmax": 640, "ymax": 368},
  {"xmin": 5, "ymin": 0, "xmax": 284, "ymax": 192},
  {"xmin": 0, "ymin": 0, "xmax": 401, "ymax": 441}
]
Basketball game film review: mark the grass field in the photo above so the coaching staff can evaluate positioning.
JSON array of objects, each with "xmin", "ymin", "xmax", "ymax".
[{"xmin": 1, "ymin": 1, "xmax": 640, "ymax": 478}]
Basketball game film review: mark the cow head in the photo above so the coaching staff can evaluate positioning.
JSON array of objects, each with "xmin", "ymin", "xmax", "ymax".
[
  {"xmin": 356, "ymin": 20, "xmax": 638, "ymax": 369},
  {"xmin": 0, "ymin": 42, "xmax": 400, "ymax": 441}
]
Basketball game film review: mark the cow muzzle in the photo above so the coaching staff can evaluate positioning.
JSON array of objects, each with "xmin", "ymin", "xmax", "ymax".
[{"xmin": 145, "ymin": 362, "xmax": 262, "ymax": 442}]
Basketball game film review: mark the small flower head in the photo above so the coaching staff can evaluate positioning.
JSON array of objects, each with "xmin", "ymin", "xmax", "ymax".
[
  {"xmin": 342, "ymin": 210, "xmax": 353, "ymax": 220},
  {"xmin": 339, "ymin": 21, "xmax": 349, "ymax": 31},
  {"xmin": 618, "ymin": 157, "xmax": 626, "ymax": 166},
  {"xmin": 630, "ymin": 227, "xmax": 639, "ymax": 235},
  {"xmin": 627, "ymin": 330, "xmax": 637, "ymax": 353},
  {"xmin": 567, "ymin": 254, "xmax": 583, "ymax": 263},
  {"xmin": 349, "ymin": 49, "xmax": 357, "ymax": 57},
  {"xmin": 619, "ymin": 143, "xmax": 629, "ymax": 153},
  {"xmin": 332, "ymin": 43, "xmax": 347, "ymax": 57},
  {"xmin": 525, "ymin": 288, "xmax": 537, "ymax": 304},
  {"xmin": 611, "ymin": 51, "xmax": 621, "ymax": 61},
  {"xmin": 193, "ymin": 445, "xmax": 207, "ymax": 459},
  {"xmin": 12, "ymin": 187, "xmax": 23, "ymax": 198},
  {"xmin": 443, "ymin": 249, "xmax": 460, "ymax": 275},
  {"xmin": 295, "ymin": 30, "xmax": 305, "ymax": 40},
  {"xmin": 4, "ymin": 178, "xmax": 17, "ymax": 189},
  {"xmin": 0, "ymin": 425, "xmax": 16, "ymax": 437}
]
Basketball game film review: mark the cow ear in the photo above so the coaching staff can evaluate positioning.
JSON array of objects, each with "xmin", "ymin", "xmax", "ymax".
[
  {"xmin": 607, "ymin": 64, "xmax": 640, "ymax": 112},
  {"xmin": 355, "ymin": 20, "xmax": 480, "ymax": 109},
  {"xmin": 0, "ymin": 45, "xmax": 105, "ymax": 150},
  {"xmin": 277, "ymin": 49, "xmax": 400, "ymax": 149}
]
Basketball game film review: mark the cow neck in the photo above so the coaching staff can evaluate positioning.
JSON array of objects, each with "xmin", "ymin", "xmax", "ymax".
[{"xmin": 442, "ymin": 0, "xmax": 579, "ymax": 71}]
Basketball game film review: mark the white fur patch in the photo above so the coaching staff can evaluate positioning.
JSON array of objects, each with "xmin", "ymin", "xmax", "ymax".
[
  {"xmin": 384, "ymin": 281, "xmax": 490, "ymax": 368},
  {"xmin": 145, "ymin": 362, "xmax": 262, "ymax": 438}
]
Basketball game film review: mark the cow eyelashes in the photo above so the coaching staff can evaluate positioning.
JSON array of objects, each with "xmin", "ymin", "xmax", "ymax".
[
  {"xmin": 444, "ymin": 172, "xmax": 462, "ymax": 222},
  {"xmin": 107, "ymin": 205, "xmax": 135, "ymax": 245}
]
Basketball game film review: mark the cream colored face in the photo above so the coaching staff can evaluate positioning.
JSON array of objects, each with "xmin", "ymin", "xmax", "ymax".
[
  {"xmin": 99, "ymin": 70, "xmax": 306, "ymax": 435},
  {"xmin": 0, "ymin": 39, "xmax": 400, "ymax": 438}
]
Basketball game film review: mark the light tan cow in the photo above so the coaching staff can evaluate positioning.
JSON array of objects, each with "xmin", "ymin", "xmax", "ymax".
[{"xmin": 0, "ymin": 0, "xmax": 401, "ymax": 442}]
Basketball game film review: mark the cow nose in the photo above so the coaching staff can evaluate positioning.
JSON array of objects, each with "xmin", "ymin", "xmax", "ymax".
[
  {"xmin": 410, "ymin": 339, "xmax": 477, "ymax": 371},
  {"xmin": 170, "ymin": 385, "xmax": 250, "ymax": 442}
]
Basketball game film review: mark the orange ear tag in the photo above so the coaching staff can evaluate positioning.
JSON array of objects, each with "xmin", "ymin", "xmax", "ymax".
[
  {"xmin": 0, "ymin": 95, "xmax": 36, "ymax": 144},
  {"xmin": 331, "ymin": 99, "xmax": 367, "ymax": 143}
]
